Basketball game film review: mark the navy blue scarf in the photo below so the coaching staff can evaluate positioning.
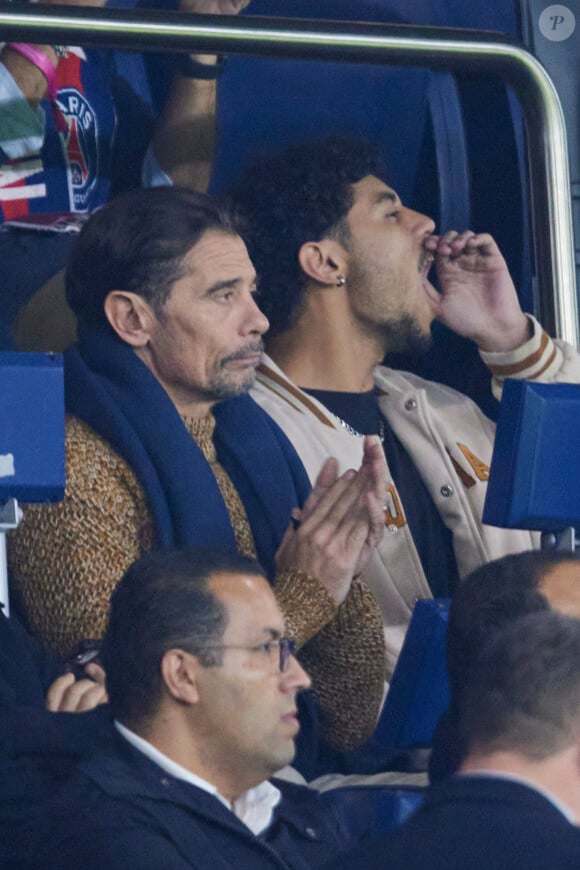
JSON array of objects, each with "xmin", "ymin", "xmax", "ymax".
[{"xmin": 63, "ymin": 324, "xmax": 310, "ymax": 579}]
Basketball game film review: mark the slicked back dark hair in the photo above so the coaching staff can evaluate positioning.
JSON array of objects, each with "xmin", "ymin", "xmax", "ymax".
[
  {"xmin": 100, "ymin": 547, "xmax": 265, "ymax": 726},
  {"xmin": 66, "ymin": 186, "xmax": 239, "ymax": 328},
  {"xmin": 446, "ymin": 549, "xmax": 580, "ymax": 712},
  {"xmin": 459, "ymin": 612, "xmax": 580, "ymax": 759},
  {"xmin": 229, "ymin": 136, "xmax": 385, "ymax": 337}
]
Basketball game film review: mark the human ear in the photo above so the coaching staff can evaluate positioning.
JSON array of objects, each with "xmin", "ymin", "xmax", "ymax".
[
  {"xmin": 103, "ymin": 290, "xmax": 155, "ymax": 348},
  {"xmin": 298, "ymin": 239, "xmax": 347, "ymax": 288},
  {"xmin": 160, "ymin": 649, "xmax": 200, "ymax": 705}
]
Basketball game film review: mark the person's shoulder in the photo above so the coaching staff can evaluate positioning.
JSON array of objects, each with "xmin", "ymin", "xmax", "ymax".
[
  {"xmin": 402, "ymin": 776, "xmax": 580, "ymax": 860},
  {"xmin": 272, "ymin": 778, "xmax": 348, "ymax": 840},
  {"xmin": 64, "ymin": 414, "xmax": 145, "ymax": 498},
  {"xmin": 37, "ymin": 758, "xmax": 181, "ymax": 870},
  {"xmin": 375, "ymin": 365, "xmax": 488, "ymax": 414},
  {"xmin": 66, "ymin": 414, "xmax": 117, "ymax": 456},
  {"xmin": 65, "ymin": 415, "xmax": 121, "ymax": 467},
  {"xmin": 375, "ymin": 365, "xmax": 468, "ymax": 399},
  {"xmin": 47, "ymin": 741, "xmax": 165, "ymax": 830},
  {"xmin": 327, "ymin": 776, "xmax": 580, "ymax": 870}
]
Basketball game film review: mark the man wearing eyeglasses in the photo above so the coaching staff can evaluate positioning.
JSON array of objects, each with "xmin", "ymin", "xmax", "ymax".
[{"xmin": 39, "ymin": 548, "xmax": 349, "ymax": 869}]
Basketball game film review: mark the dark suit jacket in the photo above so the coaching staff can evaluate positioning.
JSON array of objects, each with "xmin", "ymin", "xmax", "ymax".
[
  {"xmin": 0, "ymin": 610, "xmax": 59, "ymax": 708},
  {"xmin": 37, "ymin": 735, "xmax": 349, "ymax": 869},
  {"xmin": 328, "ymin": 775, "xmax": 580, "ymax": 869},
  {"xmin": 427, "ymin": 710, "xmax": 465, "ymax": 783},
  {"xmin": 0, "ymin": 611, "xmax": 115, "ymax": 869}
]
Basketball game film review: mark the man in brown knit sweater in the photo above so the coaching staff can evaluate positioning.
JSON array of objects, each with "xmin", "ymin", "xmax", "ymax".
[{"xmin": 9, "ymin": 185, "xmax": 387, "ymax": 769}]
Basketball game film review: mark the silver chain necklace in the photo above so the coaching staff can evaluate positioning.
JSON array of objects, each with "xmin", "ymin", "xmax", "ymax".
[{"xmin": 333, "ymin": 413, "xmax": 385, "ymax": 443}]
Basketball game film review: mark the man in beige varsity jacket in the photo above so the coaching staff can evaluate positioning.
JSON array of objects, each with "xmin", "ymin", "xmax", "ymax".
[{"xmin": 229, "ymin": 137, "xmax": 580, "ymax": 678}]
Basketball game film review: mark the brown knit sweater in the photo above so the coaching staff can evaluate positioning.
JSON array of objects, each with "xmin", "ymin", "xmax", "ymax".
[{"xmin": 8, "ymin": 414, "xmax": 386, "ymax": 749}]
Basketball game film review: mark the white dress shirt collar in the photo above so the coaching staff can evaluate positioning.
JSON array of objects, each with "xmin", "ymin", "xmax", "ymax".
[{"xmin": 115, "ymin": 720, "xmax": 281, "ymax": 835}]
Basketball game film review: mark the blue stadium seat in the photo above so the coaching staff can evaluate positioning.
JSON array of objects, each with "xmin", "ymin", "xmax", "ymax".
[
  {"xmin": 484, "ymin": 379, "xmax": 580, "ymax": 532},
  {"xmin": 375, "ymin": 599, "xmax": 450, "ymax": 749}
]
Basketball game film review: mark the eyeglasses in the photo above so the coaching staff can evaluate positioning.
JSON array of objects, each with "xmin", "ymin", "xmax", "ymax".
[{"xmin": 196, "ymin": 637, "xmax": 296, "ymax": 673}]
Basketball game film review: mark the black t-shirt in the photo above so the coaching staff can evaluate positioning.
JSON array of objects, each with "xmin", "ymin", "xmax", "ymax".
[{"xmin": 305, "ymin": 387, "xmax": 460, "ymax": 598}]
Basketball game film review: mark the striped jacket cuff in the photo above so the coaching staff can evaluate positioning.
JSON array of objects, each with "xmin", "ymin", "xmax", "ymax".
[{"xmin": 479, "ymin": 314, "xmax": 562, "ymax": 382}]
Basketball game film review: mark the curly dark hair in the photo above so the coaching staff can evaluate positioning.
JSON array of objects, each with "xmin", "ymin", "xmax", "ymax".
[{"xmin": 229, "ymin": 137, "xmax": 385, "ymax": 337}]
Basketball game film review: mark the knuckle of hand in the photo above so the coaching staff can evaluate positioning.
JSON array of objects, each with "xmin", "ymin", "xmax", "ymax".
[{"xmin": 307, "ymin": 527, "xmax": 329, "ymax": 548}]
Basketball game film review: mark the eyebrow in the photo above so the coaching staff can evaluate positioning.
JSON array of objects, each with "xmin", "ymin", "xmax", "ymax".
[
  {"xmin": 257, "ymin": 627, "xmax": 283, "ymax": 641},
  {"xmin": 374, "ymin": 191, "xmax": 400, "ymax": 208},
  {"xmin": 205, "ymin": 276, "xmax": 258, "ymax": 296}
]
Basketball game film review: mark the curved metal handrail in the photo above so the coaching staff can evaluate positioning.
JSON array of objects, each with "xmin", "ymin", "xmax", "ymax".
[{"xmin": 1, "ymin": 6, "xmax": 577, "ymax": 344}]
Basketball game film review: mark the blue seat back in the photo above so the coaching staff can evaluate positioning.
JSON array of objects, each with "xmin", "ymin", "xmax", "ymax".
[
  {"xmin": 484, "ymin": 380, "xmax": 580, "ymax": 531},
  {"xmin": 376, "ymin": 599, "xmax": 450, "ymax": 749},
  {"xmin": 0, "ymin": 352, "xmax": 65, "ymax": 504}
]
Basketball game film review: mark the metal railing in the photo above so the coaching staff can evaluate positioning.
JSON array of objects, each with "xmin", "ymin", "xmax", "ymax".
[{"xmin": 1, "ymin": 6, "xmax": 577, "ymax": 345}]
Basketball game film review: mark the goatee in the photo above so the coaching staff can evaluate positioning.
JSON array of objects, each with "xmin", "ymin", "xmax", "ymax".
[{"xmin": 382, "ymin": 314, "xmax": 433, "ymax": 355}]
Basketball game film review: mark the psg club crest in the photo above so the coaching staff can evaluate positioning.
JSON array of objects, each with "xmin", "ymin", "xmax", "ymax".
[{"xmin": 56, "ymin": 88, "xmax": 99, "ymax": 212}]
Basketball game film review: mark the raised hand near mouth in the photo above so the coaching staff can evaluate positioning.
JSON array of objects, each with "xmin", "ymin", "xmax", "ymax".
[{"xmin": 423, "ymin": 230, "xmax": 531, "ymax": 352}]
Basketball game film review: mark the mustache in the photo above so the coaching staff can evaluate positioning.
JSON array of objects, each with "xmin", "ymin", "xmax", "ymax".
[{"xmin": 220, "ymin": 341, "xmax": 265, "ymax": 365}]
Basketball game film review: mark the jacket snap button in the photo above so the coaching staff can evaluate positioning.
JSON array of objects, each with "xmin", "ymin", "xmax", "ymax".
[
  {"xmin": 404, "ymin": 398, "xmax": 417, "ymax": 410},
  {"xmin": 160, "ymin": 777, "xmax": 171, "ymax": 787},
  {"xmin": 440, "ymin": 484, "xmax": 454, "ymax": 497},
  {"xmin": 305, "ymin": 827, "xmax": 317, "ymax": 840}
]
